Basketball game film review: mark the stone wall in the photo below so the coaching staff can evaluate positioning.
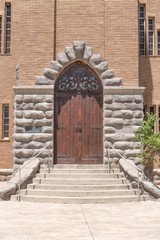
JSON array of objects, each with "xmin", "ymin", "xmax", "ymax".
[
  {"xmin": 103, "ymin": 92, "xmax": 144, "ymax": 168},
  {"xmin": 13, "ymin": 89, "xmax": 53, "ymax": 170}
]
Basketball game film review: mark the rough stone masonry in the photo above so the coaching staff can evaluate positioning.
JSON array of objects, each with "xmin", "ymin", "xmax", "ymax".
[{"xmin": 13, "ymin": 41, "xmax": 145, "ymax": 170}]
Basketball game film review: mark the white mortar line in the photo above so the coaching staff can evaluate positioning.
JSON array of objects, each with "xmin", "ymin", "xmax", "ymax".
[{"xmin": 80, "ymin": 205, "xmax": 95, "ymax": 240}]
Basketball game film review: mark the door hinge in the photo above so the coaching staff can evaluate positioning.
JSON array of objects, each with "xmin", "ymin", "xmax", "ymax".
[
  {"xmin": 91, "ymin": 126, "xmax": 102, "ymax": 130},
  {"xmin": 56, "ymin": 125, "xmax": 66, "ymax": 130}
]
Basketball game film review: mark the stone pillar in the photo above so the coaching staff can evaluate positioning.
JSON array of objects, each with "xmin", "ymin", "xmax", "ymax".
[
  {"xmin": 103, "ymin": 87, "xmax": 145, "ymax": 168},
  {"xmin": 13, "ymin": 86, "xmax": 54, "ymax": 170}
]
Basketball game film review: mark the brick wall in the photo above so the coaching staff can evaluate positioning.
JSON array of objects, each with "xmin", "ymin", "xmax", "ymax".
[
  {"xmin": 0, "ymin": 0, "xmax": 20, "ymax": 168},
  {"xmin": 105, "ymin": 0, "xmax": 139, "ymax": 86}
]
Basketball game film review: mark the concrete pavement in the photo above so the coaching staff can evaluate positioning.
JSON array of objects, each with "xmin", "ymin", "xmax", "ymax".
[{"xmin": 0, "ymin": 201, "xmax": 160, "ymax": 240}]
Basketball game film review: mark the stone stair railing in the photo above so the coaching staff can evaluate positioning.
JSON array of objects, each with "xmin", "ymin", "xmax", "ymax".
[
  {"xmin": 106, "ymin": 141, "xmax": 160, "ymax": 199},
  {"xmin": 0, "ymin": 141, "xmax": 53, "ymax": 200}
]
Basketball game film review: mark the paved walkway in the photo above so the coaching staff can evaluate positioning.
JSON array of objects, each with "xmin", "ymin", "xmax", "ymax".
[{"xmin": 0, "ymin": 201, "xmax": 160, "ymax": 240}]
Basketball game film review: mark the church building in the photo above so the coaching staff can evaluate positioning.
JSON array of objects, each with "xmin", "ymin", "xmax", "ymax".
[{"xmin": 0, "ymin": 0, "xmax": 160, "ymax": 174}]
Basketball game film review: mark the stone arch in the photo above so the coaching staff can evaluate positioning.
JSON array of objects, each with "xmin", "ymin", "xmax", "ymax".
[
  {"xmin": 35, "ymin": 41, "xmax": 123, "ymax": 88},
  {"xmin": 54, "ymin": 60, "xmax": 103, "ymax": 93},
  {"xmin": 34, "ymin": 41, "xmax": 124, "ymax": 165}
]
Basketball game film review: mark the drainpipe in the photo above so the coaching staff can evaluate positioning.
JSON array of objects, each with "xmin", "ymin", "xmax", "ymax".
[{"xmin": 54, "ymin": 0, "xmax": 57, "ymax": 60}]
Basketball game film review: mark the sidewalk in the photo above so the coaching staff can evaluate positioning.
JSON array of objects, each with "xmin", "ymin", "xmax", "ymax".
[{"xmin": 0, "ymin": 201, "xmax": 160, "ymax": 240}]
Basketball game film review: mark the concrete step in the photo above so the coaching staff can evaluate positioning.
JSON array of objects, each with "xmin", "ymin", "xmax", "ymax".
[
  {"xmin": 11, "ymin": 195, "xmax": 149, "ymax": 204},
  {"xmin": 33, "ymin": 178, "xmax": 125, "ymax": 185},
  {"xmin": 40, "ymin": 169, "xmax": 120, "ymax": 174},
  {"xmin": 36, "ymin": 173, "xmax": 122, "ymax": 179},
  {"xmin": 21, "ymin": 189, "xmax": 138, "ymax": 197},
  {"xmin": 28, "ymin": 183, "xmax": 131, "ymax": 191},
  {"xmin": 53, "ymin": 164, "xmax": 110, "ymax": 169}
]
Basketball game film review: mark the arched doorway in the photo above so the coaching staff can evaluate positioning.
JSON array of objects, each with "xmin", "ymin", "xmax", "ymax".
[{"xmin": 54, "ymin": 61, "xmax": 103, "ymax": 164}]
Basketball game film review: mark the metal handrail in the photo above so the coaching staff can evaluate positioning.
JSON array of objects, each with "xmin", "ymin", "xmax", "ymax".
[
  {"xmin": 106, "ymin": 141, "xmax": 144, "ymax": 174},
  {"xmin": 15, "ymin": 140, "xmax": 53, "ymax": 201},
  {"xmin": 105, "ymin": 141, "xmax": 146, "ymax": 201}
]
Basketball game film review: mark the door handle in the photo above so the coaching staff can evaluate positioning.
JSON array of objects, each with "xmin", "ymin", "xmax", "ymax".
[
  {"xmin": 75, "ymin": 125, "xmax": 82, "ymax": 133},
  {"xmin": 78, "ymin": 125, "xmax": 82, "ymax": 133}
]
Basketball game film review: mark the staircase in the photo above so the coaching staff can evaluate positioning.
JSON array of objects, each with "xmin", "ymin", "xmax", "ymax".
[{"xmin": 11, "ymin": 165, "xmax": 149, "ymax": 203}]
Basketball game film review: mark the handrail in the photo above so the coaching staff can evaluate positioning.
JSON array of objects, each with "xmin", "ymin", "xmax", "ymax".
[
  {"xmin": 106, "ymin": 141, "xmax": 144, "ymax": 174},
  {"xmin": 105, "ymin": 141, "xmax": 146, "ymax": 202},
  {"xmin": 14, "ymin": 140, "xmax": 53, "ymax": 201}
]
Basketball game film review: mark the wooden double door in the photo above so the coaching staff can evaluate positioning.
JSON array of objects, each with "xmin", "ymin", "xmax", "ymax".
[{"xmin": 54, "ymin": 61, "xmax": 103, "ymax": 164}]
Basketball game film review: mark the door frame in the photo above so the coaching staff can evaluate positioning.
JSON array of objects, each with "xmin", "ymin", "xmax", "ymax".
[{"xmin": 53, "ymin": 60, "xmax": 104, "ymax": 164}]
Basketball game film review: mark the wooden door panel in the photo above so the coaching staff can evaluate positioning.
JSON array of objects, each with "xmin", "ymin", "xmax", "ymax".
[
  {"xmin": 81, "ymin": 94, "xmax": 103, "ymax": 164},
  {"xmin": 55, "ymin": 93, "xmax": 103, "ymax": 164}
]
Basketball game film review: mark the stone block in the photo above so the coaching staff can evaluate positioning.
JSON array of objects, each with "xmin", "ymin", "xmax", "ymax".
[
  {"xmin": 24, "ymin": 95, "xmax": 35, "ymax": 103},
  {"xmin": 134, "ymin": 95, "xmax": 143, "ymax": 104},
  {"xmin": 14, "ymin": 110, "xmax": 23, "ymax": 118},
  {"xmin": 134, "ymin": 111, "xmax": 143, "ymax": 119},
  {"xmin": 16, "ymin": 118, "xmax": 34, "ymax": 127},
  {"xmin": 101, "ymin": 69, "xmax": 114, "ymax": 79},
  {"xmin": 44, "ymin": 68, "xmax": 58, "ymax": 80},
  {"xmin": 23, "ymin": 141, "xmax": 45, "ymax": 149},
  {"xmin": 42, "ymin": 126, "xmax": 53, "ymax": 133},
  {"xmin": 104, "ymin": 96, "xmax": 112, "ymax": 104},
  {"xmin": 104, "ymin": 127, "xmax": 116, "ymax": 134},
  {"xmin": 114, "ymin": 95, "xmax": 134, "ymax": 103},
  {"xmin": 122, "ymin": 110, "xmax": 133, "ymax": 119},
  {"xmin": 104, "ymin": 110, "xmax": 113, "ymax": 118},
  {"xmin": 103, "ymin": 78, "xmax": 122, "ymax": 86},
  {"xmin": 125, "ymin": 103, "xmax": 143, "ymax": 111},
  {"xmin": 112, "ymin": 111, "xmax": 122, "ymax": 118},
  {"xmin": 14, "ymin": 134, "xmax": 33, "ymax": 142},
  {"xmin": 123, "ymin": 133, "xmax": 138, "ymax": 142},
  {"xmin": 35, "ymin": 103, "xmax": 53, "ymax": 111},
  {"xmin": 95, "ymin": 62, "xmax": 108, "ymax": 73},
  {"xmin": 33, "ymin": 119, "xmax": 52, "ymax": 126},
  {"xmin": 65, "ymin": 46, "xmax": 75, "ymax": 60},
  {"xmin": 14, "ymin": 126, "xmax": 25, "ymax": 133},
  {"xmin": 83, "ymin": 46, "xmax": 93, "ymax": 61},
  {"xmin": 13, "ymin": 141, "xmax": 23, "ymax": 149},
  {"xmin": 24, "ymin": 111, "xmax": 45, "ymax": 119},
  {"xmin": 124, "ymin": 149, "xmax": 141, "ymax": 158},
  {"xmin": 124, "ymin": 119, "xmax": 142, "ymax": 126},
  {"xmin": 44, "ymin": 95, "xmax": 53, "ymax": 103},
  {"xmin": 104, "ymin": 118, "xmax": 123, "ymax": 127},
  {"xmin": 113, "ymin": 141, "xmax": 135, "ymax": 150},
  {"xmin": 50, "ymin": 61, "xmax": 63, "ymax": 71},
  {"xmin": 15, "ymin": 95, "xmax": 23, "ymax": 104},
  {"xmin": 13, "ymin": 149, "xmax": 33, "ymax": 158},
  {"xmin": 105, "ymin": 149, "xmax": 124, "ymax": 158},
  {"xmin": 33, "ymin": 95, "xmax": 45, "ymax": 103},
  {"xmin": 34, "ymin": 149, "xmax": 53, "ymax": 158},
  {"xmin": 33, "ymin": 134, "xmax": 53, "ymax": 142},
  {"xmin": 45, "ymin": 111, "xmax": 53, "ymax": 119},
  {"xmin": 89, "ymin": 54, "xmax": 102, "ymax": 67},
  {"xmin": 132, "ymin": 126, "xmax": 140, "ymax": 133},
  {"xmin": 104, "ymin": 134, "xmax": 122, "ymax": 142},
  {"xmin": 57, "ymin": 53, "xmax": 69, "ymax": 66},
  {"xmin": 35, "ymin": 76, "xmax": 54, "ymax": 85},
  {"xmin": 16, "ymin": 103, "xmax": 25, "ymax": 110},
  {"xmin": 104, "ymin": 103, "xmax": 123, "ymax": 111},
  {"xmin": 73, "ymin": 41, "xmax": 85, "ymax": 59},
  {"xmin": 23, "ymin": 103, "xmax": 35, "ymax": 110}
]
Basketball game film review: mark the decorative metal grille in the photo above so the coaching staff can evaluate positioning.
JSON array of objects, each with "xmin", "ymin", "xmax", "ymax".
[{"xmin": 57, "ymin": 62, "xmax": 102, "ymax": 92}]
